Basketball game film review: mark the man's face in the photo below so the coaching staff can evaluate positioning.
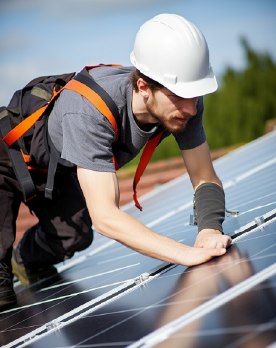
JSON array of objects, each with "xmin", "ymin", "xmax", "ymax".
[{"xmin": 145, "ymin": 87, "xmax": 198, "ymax": 134}]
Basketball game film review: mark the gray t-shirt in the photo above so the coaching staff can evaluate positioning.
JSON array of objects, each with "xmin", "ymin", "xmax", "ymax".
[{"xmin": 48, "ymin": 66, "xmax": 206, "ymax": 172}]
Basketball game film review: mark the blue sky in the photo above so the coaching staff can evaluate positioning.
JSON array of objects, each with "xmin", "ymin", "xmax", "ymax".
[{"xmin": 0, "ymin": 0, "xmax": 275, "ymax": 106}]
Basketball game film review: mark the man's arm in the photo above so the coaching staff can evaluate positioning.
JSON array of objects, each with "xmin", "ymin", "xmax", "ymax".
[
  {"xmin": 77, "ymin": 166, "xmax": 227, "ymax": 267},
  {"xmin": 181, "ymin": 141, "xmax": 232, "ymax": 249}
]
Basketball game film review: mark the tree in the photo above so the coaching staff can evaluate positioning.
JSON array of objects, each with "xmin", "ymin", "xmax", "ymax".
[{"xmin": 203, "ymin": 38, "xmax": 276, "ymax": 149}]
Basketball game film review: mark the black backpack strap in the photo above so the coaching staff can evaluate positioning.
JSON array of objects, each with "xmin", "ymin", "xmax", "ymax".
[
  {"xmin": 44, "ymin": 131, "xmax": 60, "ymax": 199},
  {"xmin": 0, "ymin": 109, "xmax": 36, "ymax": 201}
]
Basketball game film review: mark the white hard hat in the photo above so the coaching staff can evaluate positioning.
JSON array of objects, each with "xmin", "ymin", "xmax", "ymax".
[{"xmin": 130, "ymin": 14, "xmax": 218, "ymax": 98}]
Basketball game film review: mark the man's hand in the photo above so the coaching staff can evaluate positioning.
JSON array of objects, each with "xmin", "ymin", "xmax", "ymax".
[{"xmin": 194, "ymin": 229, "xmax": 232, "ymax": 249}]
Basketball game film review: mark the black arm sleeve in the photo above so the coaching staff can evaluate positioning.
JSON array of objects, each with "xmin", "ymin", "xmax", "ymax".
[{"xmin": 194, "ymin": 182, "xmax": 225, "ymax": 233}]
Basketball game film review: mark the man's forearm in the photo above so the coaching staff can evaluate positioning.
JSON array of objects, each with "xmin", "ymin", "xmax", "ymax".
[
  {"xmin": 94, "ymin": 207, "xmax": 195, "ymax": 265},
  {"xmin": 93, "ymin": 207, "xmax": 229, "ymax": 267}
]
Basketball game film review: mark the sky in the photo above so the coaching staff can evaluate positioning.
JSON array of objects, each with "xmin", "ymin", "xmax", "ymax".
[{"xmin": 0, "ymin": 0, "xmax": 275, "ymax": 106}]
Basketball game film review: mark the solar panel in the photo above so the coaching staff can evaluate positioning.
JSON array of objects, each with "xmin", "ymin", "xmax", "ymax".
[{"xmin": 1, "ymin": 130, "xmax": 276, "ymax": 348}]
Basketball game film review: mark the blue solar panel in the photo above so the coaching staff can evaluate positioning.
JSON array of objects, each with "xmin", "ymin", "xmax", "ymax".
[{"xmin": 1, "ymin": 130, "xmax": 276, "ymax": 348}]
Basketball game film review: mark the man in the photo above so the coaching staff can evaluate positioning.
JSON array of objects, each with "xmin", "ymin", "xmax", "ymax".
[{"xmin": 0, "ymin": 14, "xmax": 231, "ymax": 310}]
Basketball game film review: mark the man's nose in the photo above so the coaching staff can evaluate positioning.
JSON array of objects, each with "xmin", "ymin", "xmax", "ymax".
[{"xmin": 179, "ymin": 97, "xmax": 198, "ymax": 116}]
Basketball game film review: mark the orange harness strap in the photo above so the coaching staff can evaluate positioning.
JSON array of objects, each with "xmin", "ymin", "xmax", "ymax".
[
  {"xmin": 2, "ymin": 65, "xmax": 121, "ymax": 148},
  {"xmin": 2, "ymin": 88, "xmax": 60, "ymax": 147},
  {"xmin": 2, "ymin": 67, "xmax": 163, "ymax": 210},
  {"xmin": 133, "ymin": 130, "xmax": 164, "ymax": 211},
  {"xmin": 63, "ymin": 80, "xmax": 119, "ymax": 141},
  {"xmin": 3, "ymin": 82, "xmax": 120, "ymax": 148}
]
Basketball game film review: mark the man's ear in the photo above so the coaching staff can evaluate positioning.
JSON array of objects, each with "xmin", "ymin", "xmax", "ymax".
[{"xmin": 137, "ymin": 78, "xmax": 150, "ymax": 98}]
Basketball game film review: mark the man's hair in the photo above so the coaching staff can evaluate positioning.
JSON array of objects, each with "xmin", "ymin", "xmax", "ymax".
[{"xmin": 130, "ymin": 69, "xmax": 163, "ymax": 92}]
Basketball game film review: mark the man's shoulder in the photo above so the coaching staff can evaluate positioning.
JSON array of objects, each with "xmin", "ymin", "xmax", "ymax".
[
  {"xmin": 89, "ymin": 66, "xmax": 134, "ymax": 109},
  {"xmin": 57, "ymin": 88, "xmax": 96, "ymax": 115},
  {"xmin": 89, "ymin": 66, "xmax": 135, "ymax": 80}
]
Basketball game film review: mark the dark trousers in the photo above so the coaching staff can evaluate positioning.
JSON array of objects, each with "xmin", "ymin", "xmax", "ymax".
[{"xmin": 0, "ymin": 138, "xmax": 92, "ymax": 269}]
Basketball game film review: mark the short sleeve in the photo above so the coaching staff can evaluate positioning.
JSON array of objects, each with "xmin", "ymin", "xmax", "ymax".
[{"xmin": 54, "ymin": 90, "xmax": 117, "ymax": 172}]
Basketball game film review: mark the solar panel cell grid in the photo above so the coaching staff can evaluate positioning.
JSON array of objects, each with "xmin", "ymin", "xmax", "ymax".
[{"xmin": 0, "ymin": 131, "xmax": 275, "ymax": 348}]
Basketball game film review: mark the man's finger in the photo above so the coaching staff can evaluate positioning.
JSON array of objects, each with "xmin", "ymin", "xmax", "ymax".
[{"xmin": 202, "ymin": 247, "xmax": 227, "ymax": 263}]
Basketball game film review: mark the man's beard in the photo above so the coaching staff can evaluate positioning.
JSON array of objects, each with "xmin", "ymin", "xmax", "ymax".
[{"xmin": 146, "ymin": 103, "xmax": 190, "ymax": 134}]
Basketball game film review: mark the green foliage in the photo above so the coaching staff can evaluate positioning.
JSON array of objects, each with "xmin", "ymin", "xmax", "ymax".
[{"xmin": 203, "ymin": 38, "xmax": 276, "ymax": 149}]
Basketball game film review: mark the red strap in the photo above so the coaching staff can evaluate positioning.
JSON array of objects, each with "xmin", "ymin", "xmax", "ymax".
[
  {"xmin": 133, "ymin": 131, "xmax": 164, "ymax": 211},
  {"xmin": 113, "ymin": 156, "xmax": 119, "ymax": 171}
]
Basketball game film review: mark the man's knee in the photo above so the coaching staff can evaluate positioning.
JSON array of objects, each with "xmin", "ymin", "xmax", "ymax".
[
  {"xmin": 37, "ymin": 224, "xmax": 94, "ymax": 260},
  {"xmin": 18, "ymin": 223, "xmax": 94, "ymax": 267},
  {"xmin": 70, "ymin": 226, "xmax": 94, "ymax": 254}
]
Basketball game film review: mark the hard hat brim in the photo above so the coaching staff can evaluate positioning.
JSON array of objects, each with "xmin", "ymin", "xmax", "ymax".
[
  {"xmin": 131, "ymin": 65, "xmax": 218, "ymax": 100},
  {"xmin": 130, "ymin": 51, "xmax": 217, "ymax": 98},
  {"xmin": 165, "ymin": 67, "xmax": 218, "ymax": 99}
]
